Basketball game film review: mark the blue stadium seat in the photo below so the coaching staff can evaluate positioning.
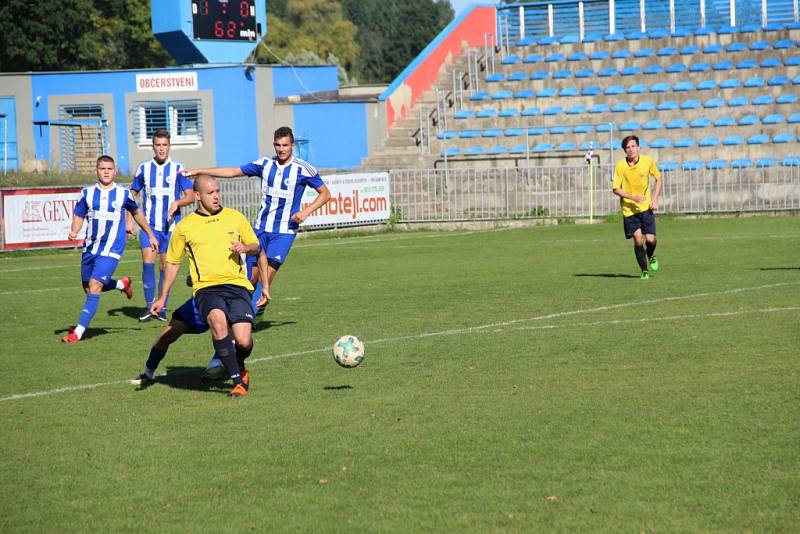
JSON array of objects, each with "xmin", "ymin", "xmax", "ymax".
[
  {"xmin": 527, "ymin": 126, "xmax": 547, "ymax": 135},
  {"xmin": 749, "ymin": 40, "xmax": 770, "ymax": 51},
  {"xmin": 723, "ymin": 135, "xmax": 744, "ymax": 146},
  {"xmin": 689, "ymin": 62, "xmax": 710, "ymax": 72},
  {"xmin": 552, "ymin": 69, "xmax": 572, "ymax": 79},
  {"xmin": 513, "ymin": 89, "xmax": 534, "ymax": 99},
  {"xmin": 784, "ymin": 55, "xmax": 800, "ymax": 66},
  {"xmin": 575, "ymin": 68, "xmax": 595, "ymax": 78},
  {"xmin": 697, "ymin": 79, "xmax": 718, "ymax": 91},
  {"xmin": 635, "ymin": 101, "xmax": 655, "ymax": 112},
  {"xmin": 703, "ymin": 44, "xmax": 723, "ymax": 54},
  {"xmin": 573, "ymin": 124, "xmax": 593, "ymax": 134},
  {"xmin": 752, "ymin": 94, "xmax": 773, "ymax": 105},
  {"xmin": 504, "ymin": 128, "xmax": 525, "ymax": 137},
  {"xmin": 738, "ymin": 114, "xmax": 760, "ymax": 125},
  {"xmin": 703, "ymin": 97, "xmax": 724, "ymax": 108},
  {"xmin": 560, "ymin": 34, "xmax": 580, "ymax": 44},
  {"xmin": 744, "ymin": 76, "xmax": 765, "ymax": 87},
  {"xmin": 514, "ymin": 36, "xmax": 535, "ymax": 46},
  {"xmin": 611, "ymin": 102, "xmax": 633, "ymax": 113},
  {"xmin": 644, "ymin": 64, "xmax": 664, "ymax": 75},
  {"xmin": 682, "ymin": 160, "xmax": 704, "ymax": 170},
  {"xmin": 673, "ymin": 81, "xmax": 694, "ymax": 92},
  {"xmin": 756, "ymin": 157, "xmax": 777, "ymax": 168},
  {"xmin": 714, "ymin": 116, "xmax": 736, "ymax": 127},
  {"xmin": 627, "ymin": 83, "xmax": 647, "ymax": 94},
  {"xmin": 719, "ymin": 78, "xmax": 741, "ymax": 89},
  {"xmin": 706, "ymin": 159, "xmax": 729, "ymax": 170},
  {"xmin": 523, "ymin": 53, "xmax": 543, "ymax": 63},
  {"xmin": 469, "ymin": 92, "xmax": 489, "ymax": 101},
  {"xmin": 693, "ymin": 27, "xmax": 713, "ymax": 36},
  {"xmin": 728, "ymin": 96, "xmax": 749, "ymax": 107},
  {"xmin": 464, "ymin": 146, "xmax": 485, "ymax": 156},
  {"xmin": 559, "ymin": 86, "xmax": 579, "ymax": 97},
  {"xmin": 690, "ymin": 117, "xmax": 711, "ymax": 128},
  {"xmin": 578, "ymin": 141, "xmax": 594, "ymax": 150},
  {"xmin": 768, "ymin": 76, "xmax": 789, "ymax": 86},
  {"xmin": 666, "ymin": 118, "xmax": 688, "ymax": 129},
  {"xmin": 498, "ymin": 108, "xmax": 518, "ymax": 117},
  {"xmin": 605, "ymin": 84, "xmax": 625, "ymax": 95},
  {"xmin": 485, "ymin": 73, "xmax": 505, "ymax": 83},
  {"xmin": 542, "ymin": 106, "xmax": 563, "ymax": 116},
  {"xmin": 641, "ymin": 119, "xmax": 662, "ymax": 130},
  {"xmin": 635, "ymin": 48, "xmax": 654, "ymax": 58},
  {"xmin": 782, "ymin": 156, "xmax": 800, "ymax": 166},
  {"xmin": 530, "ymin": 70, "xmax": 549, "ymax": 80},
  {"xmin": 772, "ymin": 132, "xmax": 795, "ymax": 143},
  {"xmin": 787, "ymin": 113, "xmax": 800, "ymax": 123},
  {"xmin": 533, "ymin": 143, "xmax": 553, "ymax": 153},
  {"xmin": 774, "ymin": 39, "xmax": 794, "ymax": 49},
  {"xmin": 659, "ymin": 161, "xmax": 679, "ymax": 171},
  {"xmin": 761, "ymin": 57, "xmax": 781, "ymax": 68},
  {"xmin": 739, "ymin": 23, "xmax": 760, "ymax": 33},
  {"xmin": 604, "ymin": 33, "xmax": 624, "ymax": 42},
  {"xmin": 777, "ymin": 94, "xmax": 798, "ymax": 105},
  {"xmin": 598, "ymin": 67, "xmax": 617, "ymax": 77},
  {"xmin": 648, "ymin": 28, "xmax": 669, "ymax": 39},
  {"xmin": 459, "ymin": 130, "xmax": 480, "ymax": 138},
  {"xmin": 537, "ymin": 87, "xmax": 557, "ymax": 98},
  {"xmin": 557, "ymin": 142, "xmax": 577, "ymax": 151},
  {"xmin": 545, "ymin": 53, "xmax": 565, "ymax": 62},
  {"xmin": 726, "ymin": 42, "xmax": 746, "ymax": 52},
  {"xmin": 491, "ymin": 90, "xmax": 512, "ymax": 100},
  {"xmin": 482, "ymin": 128, "xmax": 503, "ymax": 137},
  {"xmin": 501, "ymin": 55, "xmax": 521, "ymax": 65},
  {"xmin": 713, "ymin": 60, "xmax": 734, "ymax": 71},
  {"xmin": 612, "ymin": 49, "xmax": 632, "ymax": 59},
  {"xmin": 650, "ymin": 137, "xmax": 671, "ymax": 148},
  {"xmin": 620, "ymin": 120, "xmax": 640, "ymax": 131},
  {"xmin": 488, "ymin": 145, "xmax": 508, "ymax": 154},
  {"xmin": 441, "ymin": 147, "xmax": 460, "ymax": 157},
  {"xmin": 621, "ymin": 66, "xmax": 641, "ymax": 76},
  {"xmin": 596, "ymin": 122, "xmax": 616, "ymax": 132},
  {"xmin": 583, "ymin": 33, "xmax": 602, "ymax": 43},
  {"xmin": 582, "ymin": 86, "xmax": 602, "ymax": 96},
  {"xmin": 699, "ymin": 135, "xmax": 721, "ymax": 147},
  {"xmin": 476, "ymin": 108, "xmax": 497, "ymax": 118},
  {"xmin": 567, "ymin": 51, "xmax": 587, "ymax": 61},
  {"xmin": 510, "ymin": 144, "xmax": 530, "ymax": 153},
  {"xmin": 794, "ymin": 75, "xmax": 800, "ymax": 85},
  {"xmin": 650, "ymin": 82, "xmax": 671, "ymax": 93},
  {"xmin": 538, "ymin": 36, "xmax": 557, "ymax": 45},
  {"xmin": 550, "ymin": 125, "xmax": 569, "ymax": 134},
  {"xmin": 601, "ymin": 139, "xmax": 622, "ymax": 149},
  {"xmin": 589, "ymin": 50, "xmax": 609, "ymax": 60},
  {"xmin": 657, "ymin": 100, "xmax": 678, "ymax": 111},
  {"xmin": 731, "ymin": 158, "xmax": 752, "ymax": 168},
  {"xmin": 680, "ymin": 44, "xmax": 700, "ymax": 55},
  {"xmin": 748, "ymin": 134, "xmax": 769, "ymax": 144},
  {"xmin": 437, "ymin": 130, "xmax": 457, "ymax": 139},
  {"xmin": 657, "ymin": 46, "xmax": 677, "ymax": 56},
  {"xmin": 521, "ymin": 106, "xmax": 541, "ymax": 116},
  {"xmin": 736, "ymin": 59, "xmax": 757, "ymax": 69},
  {"xmin": 625, "ymin": 30, "xmax": 647, "ymax": 40},
  {"xmin": 674, "ymin": 136, "xmax": 696, "ymax": 148},
  {"xmin": 763, "ymin": 114, "xmax": 785, "ymax": 124},
  {"xmin": 667, "ymin": 64, "xmax": 687, "ymax": 73},
  {"xmin": 566, "ymin": 104, "xmax": 585, "ymax": 114},
  {"xmin": 508, "ymin": 71, "xmax": 527, "ymax": 82},
  {"xmin": 589, "ymin": 103, "xmax": 609, "ymax": 113},
  {"xmin": 453, "ymin": 110, "xmax": 474, "ymax": 119}
]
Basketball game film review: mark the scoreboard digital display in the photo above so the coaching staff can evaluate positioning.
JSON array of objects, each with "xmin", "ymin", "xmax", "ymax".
[{"xmin": 192, "ymin": 0, "xmax": 258, "ymax": 41}]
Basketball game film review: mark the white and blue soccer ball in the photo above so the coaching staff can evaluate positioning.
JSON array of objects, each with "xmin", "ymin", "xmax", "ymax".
[{"xmin": 332, "ymin": 335, "xmax": 365, "ymax": 368}]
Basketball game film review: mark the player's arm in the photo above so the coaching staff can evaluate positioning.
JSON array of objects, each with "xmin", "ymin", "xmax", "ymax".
[
  {"xmin": 230, "ymin": 239, "xmax": 259, "ymax": 255},
  {"xmin": 132, "ymin": 210, "xmax": 159, "ymax": 254},
  {"xmin": 291, "ymin": 184, "xmax": 331, "ymax": 224},
  {"xmin": 254, "ymin": 250, "xmax": 271, "ymax": 308},
  {"xmin": 181, "ymin": 166, "xmax": 242, "ymax": 178},
  {"xmin": 168, "ymin": 185, "xmax": 196, "ymax": 220},
  {"xmin": 67, "ymin": 215, "xmax": 85, "ymax": 241},
  {"xmin": 150, "ymin": 261, "xmax": 180, "ymax": 316},
  {"xmin": 613, "ymin": 188, "xmax": 645, "ymax": 203}
]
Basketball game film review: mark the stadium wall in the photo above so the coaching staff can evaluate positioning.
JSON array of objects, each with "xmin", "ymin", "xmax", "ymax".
[{"xmin": 380, "ymin": 4, "xmax": 497, "ymax": 132}]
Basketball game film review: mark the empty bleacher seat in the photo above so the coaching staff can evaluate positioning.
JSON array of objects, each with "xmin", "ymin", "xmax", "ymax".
[
  {"xmin": 441, "ymin": 147, "xmax": 460, "ymax": 157},
  {"xmin": 612, "ymin": 102, "xmax": 633, "ymax": 112},
  {"xmin": 714, "ymin": 116, "xmax": 736, "ymax": 127},
  {"xmin": 667, "ymin": 118, "xmax": 688, "ymax": 129},
  {"xmin": 720, "ymin": 78, "xmax": 741, "ymax": 89},
  {"xmin": 774, "ymin": 39, "xmax": 794, "ymax": 49},
  {"xmin": 598, "ymin": 67, "xmax": 618, "ymax": 77},
  {"xmin": 635, "ymin": 48, "xmax": 654, "ymax": 58},
  {"xmin": 498, "ymin": 108, "xmax": 518, "ymax": 117},
  {"xmin": 752, "ymin": 94, "xmax": 773, "ymax": 105},
  {"xmin": 521, "ymin": 106, "xmax": 541, "ymax": 116},
  {"xmin": 723, "ymin": 135, "xmax": 744, "ymax": 145},
  {"xmin": 573, "ymin": 124, "xmax": 593, "ymax": 134},
  {"xmin": 552, "ymin": 69, "xmax": 572, "ymax": 79},
  {"xmin": 559, "ymin": 86, "xmax": 579, "ymax": 97},
  {"xmin": 667, "ymin": 64, "xmax": 687, "ymax": 73},
  {"xmin": 689, "ymin": 62, "xmax": 710, "ymax": 72},
  {"xmin": 763, "ymin": 114, "xmax": 785, "ymax": 124},
  {"xmin": 530, "ymin": 70, "xmax": 549, "ymax": 80},
  {"xmin": 501, "ymin": 55, "xmax": 521, "ymax": 65},
  {"xmin": 728, "ymin": 96, "xmax": 749, "ymax": 107},
  {"xmin": 756, "ymin": 157, "xmax": 777, "ymax": 168},
  {"xmin": 787, "ymin": 113, "xmax": 800, "ymax": 123},
  {"xmin": 738, "ymin": 114, "xmax": 760, "ymax": 125},
  {"xmin": 749, "ymin": 40, "xmax": 770, "ymax": 51},
  {"xmin": 674, "ymin": 136, "xmax": 696, "ymax": 148},
  {"xmin": 612, "ymin": 49, "xmax": 632, "ymax": 59},
  {"xmin": 583, "ymin": 33, "xmax": 602, "ymax": 42},
  {"xmin": 628, "ymin": 83, "xmax": 647, "ymax": 94},
  {"xmin": 459, "ymin": 130, "xmax": 480, "ymax": 138},
  {"xmin": 699, "ymin": 135, "xmax": 721, "ymax": 147},
  {"xmin": 650, "ymin": 137, "xmax": 671, "ymax": 148},
  {"xmin": 514, "ymin": 36, "xmax": 535, "ymax": 46},
  {"xmin": 794, "ymin": 75, "xmax": 800, "ymax": 85},
  {"xmin": 680, "ymin": 44, "xmax": 700, "ymax": 55},
  {"xmin": 582, "ymin": 86, "xmax": 602, "ymax": 96},
  {"xmin": 650, "ymin": 82, "xmax": 670, "ymax": 93},
  {"xmin": 659, "ymin": 161, "xmax": 678, "ymax": 171},
  {"xmin": 491, "ymin": 90, "xmax": 512, "ymax": 100},
  {"xmin": 690, "ymin": 117, "xmax": 711, "ymax": 128},
  {"xmin": 537, "ymin": 88, "xmax": 557, "ymax": 98},
  {"xmin": 508, "ymin": 72, "xmax": 527, "ymax": 82},
  {"xmin": 533, "ymin": 143, "xmax": 553, "ymax": 153},
  {"xmin": 578, "ymin": 141, "xmax": 594, "ymax": 150},
  {"xmin": 648, "ymin": 28, "xmax": 669, "ymax": 39},
  {"xmin": 644, "ymin": 64, "xmax": 664, "ymax": 75},
  {"xmin": 635, "ymin": 101, "xmax": 655, "ymax": 112},
  {"xmin": 706, "ymin": 159, "xmax": 729, "ymax": 170},
  {"xmin": 560, "ymin": 34, "xmax": 580, "ymax": 44},
  {"xmin": 596, "ymin": 122, "xmax": 616, "ymax": 132},
  {"xmin": 567, "ymin": 51, "xmax": 587, "ymax": 61},
  {"xmin": 486, "ymin": 73, "xmax": 505, "ymax": 82},
  {"xmin": 476, "ymin": 108, "xmax": 497, "ymax": 118},
  {"xmin": 736, "ymin": 59, "xmax": 757, "ymax": 69},
  {"xmin": 703, "ymin": 97, "xmax": 724, "ymax": 108},
  {"xmin": 504, "ymin": 128, "xmax": 524, "ymax": 137},
  {"xmin": 784, "ymin": 55, "xmax": 800, "ymax": 66},
  {"xmin": 727, "ymin": 42, "xmax": 746, "ymax": 52},
  {"xmin": 543, "ymin": 106, "xmax": 563, "ymax": 116},
  {"xmin": 523, "ymin": 53, "xmax": 542, "ymax": 63},
  {"xmin": 604, "ymin": 33, "xmax": 624, "ymax": 42},
  {"xmin": 469, "ymin": 92, "xmax": 489, "ymax": 101},
  {"xmin": 772, "ymin": 132, "xmax": 795, "ymax": 143},
  {"xmin": 777, "ymin": 94, "xmax": 798, "ymax": 105},
  {"xmin": 674, "ymin": 81, "xmax": 694, "ymax": 91},
  {"xmin": 545, "ymin": 52, "xmax": 565, "ymax": 62},
  {"xmin": 703, "ymin": 44, "xmax": 723, "ymax": 54},
  {"xmin": 782, "ymin": 156, "xmax": 800, "ymax": 166},
  {"xmin": 437, "ymin": 130, "xmax": 457, "ymax": 139},
  {"xmin": 510, "ymin": 144, "xmax": 529, "ymax": 153},
  {"xmin": 761, "ymin": 57, "xmax": 781, "ymax": 68},
  {"xmin": 566, "ymin": 104, "xmax": 585, "ymax": 114},
  {"xmin": 620, "ymin": 120, "xmax": 640, "ymax": 131},
  {"xmin": 625, "ymin": 30, "xmax": 647, "ymax": 40},
  {"xmin": 621, "ymin": 66, "xmax": 641, "ymax": 76},
  {"xmin": 768, "ymin": 76, "xmax": 789, "ymax": 86},
  {"xmin": 697, "ymin": 80, "xmax": 718, "ymax": 90},
  {"xmin": 694, "ymin": 27, "xmax": 714, "ymax": 36},
  {"xmin": 550, "ymin": 125, "xmax": 569, "ymax": 134},
  {"xmin": 589, "ymin": 103, "xmax": 609, "ymax": 113},
  {"xmin": 739, "ymin": 23, "xmax": 760, "ymax": 33},
  {"xmin": 528, "ymin": 126, "xmax": 547, "ymax": 135},
  {"xmin": 682, "ymin": 160, "xmax": 704, "ymax": 170},
  {"xmin": 556, "ymin": 142, "xmax": 577, "ymax": 151},
  {"xmin": 748, "ymin": 134, "xmax": 769, "ymax": 144},
  {"xmin": 513, "ymin": 89, "xmax": 534, "ymax": 99},
  {"xmin": 589, "ymin": 50, "xmax": 609, "ymax": 60},
  {"xmin": 575, "ymin": 68, "xmax": 595, "ymax": 78},
  {"xmin": 488, "ymin": 145, "xmax": 508, "ymax": 154},
  {"xmin": 454, "ymin": 110, "xmax": 473, "ymax": 119},
  {"xmin": 642, "ymin": 119, "xmax": 663, "ymax": 130},
  {"xmin": 657, "ymin": 46, "xmax": 677, "ymax": 56},
  {"xmin": 731, "ymin": 158, "xmax": 752, "ymax": 168},
  {"xmin": 482, "ymin": 128, "xmax": 503, "ymax": 137},
  {"xmin": 605, "ymin": 84, "xmax": 625, "ymax": 95},
  {"xmin": 464, "ymin": 146, "xmax": 485, "ymax": 156},
  {"xmin": 657, "ymin": 100, "xmax": 678, "ymax": 111},
  {"xmin": 744, "ymin": 76, "xmax": 765, "ymax": 87},
  {"xmin": 602, "ymin": 139, "xmax": 622, "ymax": 149},
  {"xmin": 713, "ymin": 60, "xmax": 734, "ymax": 71},
  {"xmin": 538, "ymin": 36, "xmax": 557, "ymax": 45}
]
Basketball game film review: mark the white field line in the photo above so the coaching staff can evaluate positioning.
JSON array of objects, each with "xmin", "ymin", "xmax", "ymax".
[{"xmin": 2, "ymin": 281, "xmax": 797, "ymax": 402}]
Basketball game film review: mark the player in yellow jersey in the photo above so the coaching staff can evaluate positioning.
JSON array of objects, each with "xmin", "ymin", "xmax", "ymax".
[
  {"xmin": 612, "ymin": 135, "xmax": 662, "ymax": 280},
  {"xmin": 149, "ymin": 175, "xmax": 269, "ymax": 397}
]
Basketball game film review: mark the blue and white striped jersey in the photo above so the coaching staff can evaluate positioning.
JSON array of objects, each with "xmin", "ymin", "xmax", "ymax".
[
  {"xmin": 240, "ymin": 156, "xmax": 325, "ymax": 234},
  {"xmin": 131, "ymin": 158, "xmax": 191, "ymax": 232},
  {"xmin": 74, "ymin": 184, "xmax": 139, "ymax": 259}
]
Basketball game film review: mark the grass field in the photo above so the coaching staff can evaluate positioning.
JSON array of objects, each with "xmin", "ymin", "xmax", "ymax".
[{"xmin": 1, "ymin": 216, "xmax": 798, "ymax": 532}]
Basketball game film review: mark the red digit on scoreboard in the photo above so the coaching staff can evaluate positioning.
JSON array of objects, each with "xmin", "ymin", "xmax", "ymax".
[
  {"xmin": 240, "ymin": 1, "xmax": 250, "ymax": 18},
  {"xmin": 214, "ymin": 20, "xmax": 224, "ymax": 38},
  {"xmin": 227, "ymin": 21, "xmax": 237, "ymax": 38}
]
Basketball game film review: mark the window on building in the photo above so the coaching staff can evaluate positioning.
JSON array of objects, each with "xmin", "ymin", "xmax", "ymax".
[
  {"xmin": 58, "ymin": 104, "xmax": 107, "ymax": 173},
  {"xmin": 132, "ymin": 99, "xmax": 203, "ymax": 146}
]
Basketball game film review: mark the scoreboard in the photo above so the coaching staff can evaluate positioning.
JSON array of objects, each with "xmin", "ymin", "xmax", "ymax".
[{"xmin": 192, "ymin": 1, "xmax": 258, "ymax": 41}]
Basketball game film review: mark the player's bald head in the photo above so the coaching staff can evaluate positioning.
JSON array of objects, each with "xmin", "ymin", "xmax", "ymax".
[{"xmin": 193, "ymin": 174, "xmax": 218, "ymax": 193}]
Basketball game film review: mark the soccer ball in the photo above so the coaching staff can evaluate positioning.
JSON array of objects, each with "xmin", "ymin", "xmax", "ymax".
[{"xmin": 332, "ymin": 335, "xmax": 365, "ymax": 368}]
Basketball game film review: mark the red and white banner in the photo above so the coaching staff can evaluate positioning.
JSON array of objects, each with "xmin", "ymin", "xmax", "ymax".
[
  {"xmin": 1, "ymin": 188, "xmax": 82, "ymax": 251},
  {"xmin": 135, "ymin": 72, "xmax": 198, "ymax": 93},
  {"xmin": 301, "ymin": 172, "xmax": 390, "ymax": 227}
]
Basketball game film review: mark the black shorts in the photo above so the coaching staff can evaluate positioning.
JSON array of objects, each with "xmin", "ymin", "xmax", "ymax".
[
  {"xmin": 623, "ymin": 209, "xmax": 656, "ymax": 239},
  {"xmin": 195, "ymin": 285, "xmax": 255, "ymax": 327}
]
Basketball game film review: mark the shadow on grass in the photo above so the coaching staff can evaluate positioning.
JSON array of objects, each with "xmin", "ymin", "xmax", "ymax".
[
  {"xmin": 54, "ymin": 326, "xmax": 139, "ymax": 340},
  {"xmin": 253, "ymin": 319, "xmax": 296, "ymax": 332},
  {"xmin": 757, "ymin": 267, "xmax": 799, "ymax": 271},
  {"xmin": 135, "ymin": 365, "xmax": 230, "ymax": 395},
  {"xmin": 573, "ymin": 273, "xmax": 639, "ymax": 278},
  {"xmin": 323, "ymin": 385, "xmax": 353, "ymax": 391},
  {"xmin": 106, "ymin": 306, "xmax": 147, "ymax": 320}
]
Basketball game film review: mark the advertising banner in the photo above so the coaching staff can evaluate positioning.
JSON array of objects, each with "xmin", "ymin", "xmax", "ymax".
[
  {"xmin": 1, "ymin": 188, "xmax": 82, "ymax": 251},
  {"xmin": 301, "ymin": 172, "xmax": 391, "ymax": 227}
]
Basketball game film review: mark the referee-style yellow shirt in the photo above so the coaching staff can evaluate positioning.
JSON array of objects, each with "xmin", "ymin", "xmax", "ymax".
[
  {"xmin": 612, "ymin": 155, "xmax": 661, "ymax": 217},
  {"xmin": 166, "ymin": 207, "xmax": 258, "ymax": 294}
]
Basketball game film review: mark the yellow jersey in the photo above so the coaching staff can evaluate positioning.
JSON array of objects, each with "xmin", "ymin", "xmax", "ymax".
[
  {"xmin": 612, "ymin": 155, "xmax": 661, "ymax": 217},
  {"xmin": 166, "ymin": 207, "xmax": 258, "ymax": 294}
]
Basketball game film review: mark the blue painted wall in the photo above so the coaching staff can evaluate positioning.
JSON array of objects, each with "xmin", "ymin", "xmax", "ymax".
[
  {"xmin": 0, "ymin": 97, "xmax": 19, "ymax": 171},
  {"xmin": 293, "ymin": 102, "xmax": 367, "ymax": 169},
  {"xmin": 272, "ymin": 66, "xmax": 339, "ymax": 98}
]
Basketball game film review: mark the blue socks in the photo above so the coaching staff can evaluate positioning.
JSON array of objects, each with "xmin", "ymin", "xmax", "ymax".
[
  {"xmin": 251, "ymin": 281, "xmax": 263, "ymax": 312},
  {"xmin": 142, "ymin": 262, "xmax": 156, "ymax": 306},
  {"xmin": 77, "ymin": 293, "xmax": 101, "ymax": 329},
  {"xmin": 101, "ymin": 279, "xmax": 118, "ymax": 292}
]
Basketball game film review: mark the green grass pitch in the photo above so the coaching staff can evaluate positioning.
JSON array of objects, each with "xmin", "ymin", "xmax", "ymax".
[{"xmin": 1, "ymin": 216, "xmax": 798, "ymax": 532}]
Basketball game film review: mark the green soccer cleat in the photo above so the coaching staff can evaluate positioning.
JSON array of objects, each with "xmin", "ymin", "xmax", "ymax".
[
  {"xmin": 649, "ymin": 257, "xmax": 660, "ymax": 272},
  {"xmin": 640, "ymin": 271, "xmax": 650, "ymax": 280}
]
